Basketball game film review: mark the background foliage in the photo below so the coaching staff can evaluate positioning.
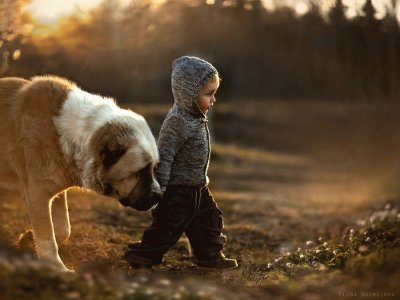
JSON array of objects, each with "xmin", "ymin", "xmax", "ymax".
[{"xmin": 1, "ymin": 0, "xmax": 400, "ymax": 102}]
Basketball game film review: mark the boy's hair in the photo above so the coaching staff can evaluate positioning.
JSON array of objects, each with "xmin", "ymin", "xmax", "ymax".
[{"xmin": 208, "ymin": 73, "xmax": 221, "ymax": 85}]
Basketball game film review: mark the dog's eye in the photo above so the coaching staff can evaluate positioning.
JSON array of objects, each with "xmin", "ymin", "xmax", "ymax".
[
  {"xmin": 138, "ymin": 163, "xmax": 152, "ymax": 184},
  {"xmin": 103, "ymin": 183, "xmax": 114, "ymax": 196},
  {"xmin": 118, "ymin": 172, "xmax": 139, "ymax": 182},
  {"xmin": 117, "ymin": 176, "xmax": 129, "ymax": 182},
  {"xmin": 139, "ymin": 163, "xmax": 151, "ymax": 175}
]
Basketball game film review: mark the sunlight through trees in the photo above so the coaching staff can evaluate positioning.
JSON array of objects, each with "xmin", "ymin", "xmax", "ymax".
[
  {"xmin": 4, "ymin": 0, "xmax": 400, "ymax": 102},
  {"xmin": 0, "ymin": 0, "xmax": 32, "ymax": 74}
]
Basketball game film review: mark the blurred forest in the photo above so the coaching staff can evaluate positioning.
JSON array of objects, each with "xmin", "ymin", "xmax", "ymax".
[{"xmin": 1, "ymin": 0, "xmax": 400, "ymax": 102}]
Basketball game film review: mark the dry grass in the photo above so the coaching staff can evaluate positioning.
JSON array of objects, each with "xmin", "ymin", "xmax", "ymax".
[{"xmin": 0, "ymin": 100, "xmax": 400, "ymax": 299}]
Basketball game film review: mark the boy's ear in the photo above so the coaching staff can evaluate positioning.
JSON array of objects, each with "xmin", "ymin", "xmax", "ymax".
[{"xmin": 100, "ymin": 143, "xmax": 127, "ymax": 169}]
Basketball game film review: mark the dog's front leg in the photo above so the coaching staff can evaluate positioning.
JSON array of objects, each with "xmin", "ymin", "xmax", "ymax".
[
  {"xmin": 26, "ymin": 189, "xmax": 71, "ymax": 272},
  {"xmin": 52, "ymin": 190, "xmax": 71, "ymax": 244}
]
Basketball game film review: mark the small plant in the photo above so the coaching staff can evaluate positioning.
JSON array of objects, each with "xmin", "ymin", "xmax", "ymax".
[{"xmin": 265, "ymin": 204, "xmax": 400, "ymax": 277}]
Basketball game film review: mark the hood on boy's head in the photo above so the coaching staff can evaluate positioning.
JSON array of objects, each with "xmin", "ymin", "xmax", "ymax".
[{"xmin": 171, "ymin": 56, "xmax": 218, "ymax": 116}]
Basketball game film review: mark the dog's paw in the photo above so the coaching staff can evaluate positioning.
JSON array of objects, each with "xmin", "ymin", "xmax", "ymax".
[
  {"xmin": 54, "ymin": 265, "xmax": 75, "ymax": 273},
  {"xmin": 16, "ymin": 230, "xmax": 35, "ymax": 254},
  {"xmin": 62, "ymin": 267, "xmax": 75, "ymax": 273},
  {"xmin": 50, "ymin": 259, "xmax": 74, "ymax": 273}
]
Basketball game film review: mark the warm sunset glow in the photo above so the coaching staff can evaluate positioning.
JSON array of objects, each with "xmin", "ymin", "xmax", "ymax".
[
  {"xmin": 22, "ymin": 0, "xmax": 400, "ymax": 24},
  {"xmin": 295, "ymin": 1, "xmax": 308, "ymax": 15},
  {"xmin": 24, "ymin": 0, "xmax": 102, "ymax": 24},
  {"xmin": 24, "ymin": 0, "xmax": 168, "ymax": 24}
]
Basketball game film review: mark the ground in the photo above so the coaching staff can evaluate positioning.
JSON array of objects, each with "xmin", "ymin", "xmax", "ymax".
[{"xmin": 0, "ymin": 100, "xmax": 399, "ymax": 299}]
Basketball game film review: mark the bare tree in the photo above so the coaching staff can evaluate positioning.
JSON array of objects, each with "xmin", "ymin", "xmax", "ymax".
[
  {"xmin": 362, "ymin": 0, "xmax": 377, "ymax": 22},
  {"xmin": 383, "ymin": 0, "xmax": 400, "ymax": 100},
  {"xmin": 384, "ymin": 0, "xmax": 400, "ymax": 19},
  {"xmin": 0, "ymin": 0, "xmax": 32, "ymax": 74},
  {"xmin": 328, "ymin": 0, "xmax": 346, "ymax": 24}
]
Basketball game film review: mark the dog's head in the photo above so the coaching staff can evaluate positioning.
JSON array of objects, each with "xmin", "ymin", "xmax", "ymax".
[{"xmin": 89, "ymin": 114, "xmax": 161, "ymax": 210}]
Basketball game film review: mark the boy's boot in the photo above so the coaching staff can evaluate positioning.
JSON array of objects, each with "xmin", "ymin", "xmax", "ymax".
[
  {"xmin": 123, "ymin": 241, "xmax": 162, "ymax": 269},
  {"xmin": 123, "ymin": 252, "xmax": 157, "ymax": 269},
  {"xmin": 195, "ymin": 253, "xmax": 238, "ymax": 269},
  {"xmin": 128, "ymin": 241, "xmax": 141, "ymax": 249}
]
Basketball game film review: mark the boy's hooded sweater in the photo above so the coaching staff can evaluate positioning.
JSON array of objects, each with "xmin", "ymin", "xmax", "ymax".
[{"xmin": 156, "ymin": 56, "xmax": 218, "ymax": 190}]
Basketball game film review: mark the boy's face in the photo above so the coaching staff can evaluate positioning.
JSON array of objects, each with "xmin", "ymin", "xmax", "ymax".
[{"xmin": 198, "ymin": 76, "xmax": 219, "ymax": 114}]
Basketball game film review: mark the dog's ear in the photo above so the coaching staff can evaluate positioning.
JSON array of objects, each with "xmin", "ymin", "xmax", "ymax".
[{"xmin": 100, "ymin": 144, "xmax": 127, "ymax": 169}]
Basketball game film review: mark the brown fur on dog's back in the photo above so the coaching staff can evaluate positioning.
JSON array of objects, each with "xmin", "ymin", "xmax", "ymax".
[
  {"xmin": 0, "ymin": 77, "xmax": 29, "ymax": 99},
  {"xmin": 0, "ymin": 77, "xmax": 29, "ymax": 137},
  {"xmin": 0, "ymin": 77, "xmax": 30, "ymax": 190},
  {"xmin": 11, "ymin": 76, "xmax": 73, "ymax": 119},
  {"xmin": 0, "ymin": 75, "xmax": 74, "ymax": 136},
  {"xmin": 0, "ymin": 76, "xmax": 76, "ymax": 191}
]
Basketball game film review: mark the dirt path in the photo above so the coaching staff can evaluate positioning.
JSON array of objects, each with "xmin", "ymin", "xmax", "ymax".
[{"xmin": 0, "ymin": 100, "xmax": 399, "ymax": 299}]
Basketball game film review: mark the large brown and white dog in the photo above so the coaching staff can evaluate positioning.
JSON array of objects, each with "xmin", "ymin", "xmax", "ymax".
[{"xmin": 0, "ymin": 75, "xmax": 161, "ymax": 271}]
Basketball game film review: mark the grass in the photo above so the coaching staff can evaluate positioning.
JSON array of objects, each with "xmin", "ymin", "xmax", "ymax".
[
  {"xmin": 1, "ymin": 100, "xmax": 400, "ymax": 299},
  {"xmin": 262, "ymin": 204, "xmax": 400, "ymax": 274}
]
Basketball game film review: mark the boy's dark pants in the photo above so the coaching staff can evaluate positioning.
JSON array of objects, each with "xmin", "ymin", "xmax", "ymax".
[{"xmin": 127, "ymin": 185, "xmax": 227, "ymax": 264}]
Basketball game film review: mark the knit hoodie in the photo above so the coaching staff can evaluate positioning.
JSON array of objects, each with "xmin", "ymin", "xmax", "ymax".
[{"xmin": 156, "ymin": 56, "xmax": 218, "ymax": 190}]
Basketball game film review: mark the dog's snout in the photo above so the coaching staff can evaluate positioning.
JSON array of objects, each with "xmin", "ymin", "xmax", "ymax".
[
  {"xmin": 149, "ymin": 190, "xmax": 162, "ymax": 203},
  {"xmin": 119, "ymin": 197, "xmax": 130, "ymax": 207},
  {"xmin": 119, "ymin": 190, "xmax": 162, "ymax": 211}
]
